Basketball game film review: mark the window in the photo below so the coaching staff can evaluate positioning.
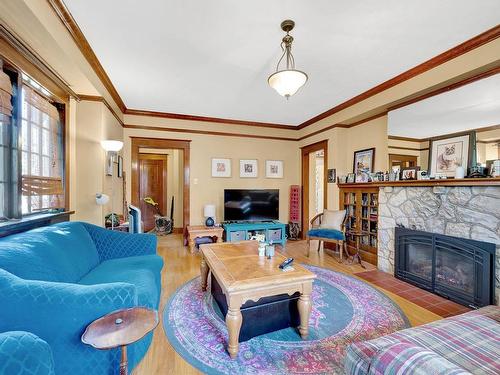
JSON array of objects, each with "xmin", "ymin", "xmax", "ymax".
[{"xmin": 0, "ymin": 64, "xmax": 65, "ymax": 221}]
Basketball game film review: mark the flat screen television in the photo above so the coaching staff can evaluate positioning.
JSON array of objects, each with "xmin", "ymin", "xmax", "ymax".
[{"xmin": 224, "ymin": 189, "xmax": 279, "ymax": 222}]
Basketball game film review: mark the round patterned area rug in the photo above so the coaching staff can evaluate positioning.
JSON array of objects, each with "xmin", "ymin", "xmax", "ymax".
[{"xmin": 163, "ymin": 265, "xmax": 409, "ymax": 374}]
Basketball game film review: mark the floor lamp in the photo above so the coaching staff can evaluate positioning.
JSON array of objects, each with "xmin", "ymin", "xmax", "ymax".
[{"xmin": 101, "ymin": 140, "xmax": 124, "ymax": 230}]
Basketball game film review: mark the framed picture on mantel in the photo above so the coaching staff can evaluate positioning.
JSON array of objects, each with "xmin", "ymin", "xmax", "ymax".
[{"xmin": 428, "ymin": 132, "xmax": 475, "ymax": 178}]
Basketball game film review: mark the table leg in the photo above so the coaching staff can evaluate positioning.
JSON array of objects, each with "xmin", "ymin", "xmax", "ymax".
[
  {"xmin": 355, "ymin": 236, "xmax": 366, "ymax": 268},
  {"xmin": 200, "ymin": 256, "xmax": 209, "ymax": 291},
  {"xmin": 120, "ymin": 345, "xmax": 128, "ymax": 375},
  {"xmin": 189, "ymin": 236, "xmax": 196, "ymax": 253},
  {"xmin": 226, "ymin": 304, "xmax": 242, "ymax": 359},
  {"xmin": 297, "ymin": 292, "xmax": 312, "ymax": 339}
]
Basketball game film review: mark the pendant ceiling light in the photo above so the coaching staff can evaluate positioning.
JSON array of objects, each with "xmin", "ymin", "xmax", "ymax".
[{"xmin": 268, "ymin": 20, "xmax": 308, "ymax": 99}]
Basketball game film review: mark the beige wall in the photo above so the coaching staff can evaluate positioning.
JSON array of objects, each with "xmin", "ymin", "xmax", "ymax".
[
  {"xmin": 123, "ymin": 128, "xmax": 300, "ymax": 226},
  {"xmin": 71, "ymin": 100, "xmax": 123, "ymax": 225},
  {"xmin": 299, "ymin": 115, "xmax": 389, "ymax": 210}
]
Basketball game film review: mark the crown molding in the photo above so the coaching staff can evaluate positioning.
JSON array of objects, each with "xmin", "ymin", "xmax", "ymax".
[
  {"xmin": 46, "ymin": 2, "xmax": 499, "ymax": 136},
  {"xmin": 297, "ymin": 25, "xmax": 500, "ymax": 129},
  {"xmin": 79, "ymin": 94, "xmax": 124, "ymax": 126},
  {"xmin": 47, "ymin": 0, "xmax": 126, "ymax": 112},
  {"xmin": 124, "ymin": 108, "xmax": 296, "ymax": 129}
]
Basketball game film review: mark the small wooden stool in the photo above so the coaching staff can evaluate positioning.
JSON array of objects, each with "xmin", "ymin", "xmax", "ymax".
[{"xmin": 82, "ymin": 307, "xmax": 158, "ymax": 375}]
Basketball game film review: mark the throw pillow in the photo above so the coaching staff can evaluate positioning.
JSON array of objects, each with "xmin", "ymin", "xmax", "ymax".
[{"xmin": 319, "ymin": 210, "xmax": 345, "ymax": 230}]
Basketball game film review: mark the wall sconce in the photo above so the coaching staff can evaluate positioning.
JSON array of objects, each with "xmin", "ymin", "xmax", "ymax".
[{"xmin": 101, "ymin": 140, "xmax": 123, "ymax": 176}]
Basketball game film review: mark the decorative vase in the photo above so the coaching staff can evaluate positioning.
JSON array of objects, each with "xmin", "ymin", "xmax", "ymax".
[
  {"xmin": 455, "ymin": 166, "xmax": 465, "ymax": 179},
  {"xmin": 205, "ymin": 217, "xmax": 215, "ymax": 227}
]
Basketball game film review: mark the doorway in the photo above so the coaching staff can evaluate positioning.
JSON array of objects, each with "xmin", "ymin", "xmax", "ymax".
[
  {"xmin": 131, "ymin": 137, "xmax": 190, "ymax": 236},
  {"xmin": 301, "ymin": 140, "xmax": 328, "ymax": 238},
  {"xmin": 139, "ymin": 154, "xmax": 167, "ymax": 232},
  {"xmin": 389, "ymin": 154, "xmax": 418, "ymax": 170}
]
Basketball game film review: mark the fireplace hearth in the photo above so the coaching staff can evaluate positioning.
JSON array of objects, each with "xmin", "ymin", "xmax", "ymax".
[{"xmin": 395, "ymin": 227, "xmax": 496, "ymax": 308}]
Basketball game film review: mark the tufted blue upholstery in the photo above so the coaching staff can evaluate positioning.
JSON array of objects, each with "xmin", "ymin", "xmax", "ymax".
[
  {"xmin": 0, "ymin": 331, "xmax": 55, "ymax": 375},
  {"xmin": 0, "ymin": 221, "xmax": 162, "ymax": 375},
  {"xmin": 307, "ymin": 228, "xmax": 345, "ymax": 240}
]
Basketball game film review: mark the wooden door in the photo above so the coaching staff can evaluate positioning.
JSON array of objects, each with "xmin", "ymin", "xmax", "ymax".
[
  {"xmin": 139, "ymin": 154, "xmax": 167, "ymax": 232},
  {"xmin": 389, "ymin": 154, "xmax": 418, "ymax": 169}
]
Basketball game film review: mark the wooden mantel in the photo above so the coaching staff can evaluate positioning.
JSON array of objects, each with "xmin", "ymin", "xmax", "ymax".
[{"xmin": 338, "ymin": 177, "xmax": 500, "ymax": 188}]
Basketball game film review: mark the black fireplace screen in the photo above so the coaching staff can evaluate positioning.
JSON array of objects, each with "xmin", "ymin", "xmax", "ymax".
[{"xmin": 395, "ymin": 228, "xmax": 495, "ymax": 308}]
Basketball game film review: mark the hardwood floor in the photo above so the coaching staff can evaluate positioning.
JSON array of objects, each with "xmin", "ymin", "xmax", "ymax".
[{"xmin": 134, "ymin": 235, "xmax": 442, "ymax": 375}]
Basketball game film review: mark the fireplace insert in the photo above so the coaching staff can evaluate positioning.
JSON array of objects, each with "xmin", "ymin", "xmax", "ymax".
[{"xmin": 395, "ymin": 227, "xmax": 495, "ymax": 308}]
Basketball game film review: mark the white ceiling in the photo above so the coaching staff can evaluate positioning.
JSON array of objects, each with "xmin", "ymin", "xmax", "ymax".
[
  {"xmin": 63, "ymin": 0, "xmax": 500, "ymax": 126},
  {"xmin": 388, "ymin": 74, "xmax": 500, "ymax": 138}
]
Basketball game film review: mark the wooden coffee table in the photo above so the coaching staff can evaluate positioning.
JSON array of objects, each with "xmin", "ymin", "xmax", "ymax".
[
  {"xmin": 81, "ymin": 307, "xmax": 158, "ymax": 375},
  {"xmin": 200, "ymin": 241, "xmax": 316, "ymax": 359}
]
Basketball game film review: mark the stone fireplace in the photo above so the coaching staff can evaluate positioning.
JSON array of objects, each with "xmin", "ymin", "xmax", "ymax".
[{"xmin": 378, "ymin": 185, "xmax": 500, "ymax": 305}]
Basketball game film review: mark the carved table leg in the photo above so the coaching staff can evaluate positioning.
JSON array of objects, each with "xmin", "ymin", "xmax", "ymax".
[
  {"xmin": 298, "ymin": 289, "xmax": 312, "ymax": 339},
  {"xmin": 120, "ymin": 345, "xmax": 128, "ymax": 375},
  {"xmin": 226, "ymin": 303, "xmax": 242, "ymax": 359},
  {"xmin": 200, "ymin": 256, "xmax": 209, "ymax": 291}
]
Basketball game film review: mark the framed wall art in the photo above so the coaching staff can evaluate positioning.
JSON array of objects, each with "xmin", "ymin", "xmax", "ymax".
[
  {"xmin": 239, "ymin": 159, "xmax": 258, "ymax": 178},
  {"xmin": 265, "ymin": 160, "xmax": 283, "ymax": 178},
  {"xmin": 211, "ymin": 158, "xmax": 231, "ymax": 177},
  {"xmin": 428, "ymin": 132, "xmax": 475, "ymax": 178}
]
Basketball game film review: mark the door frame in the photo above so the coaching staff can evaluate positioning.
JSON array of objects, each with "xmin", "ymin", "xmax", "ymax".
[
  {"xmin": 388, "ymin": 153, "xmax": 418, "ymax": 168},
  {"xmin": 138, "ymin": 153, "xmax": 168, "ymax": 231},
  {"xmin": 301, "ymin": 139, "xmax": 328, "ymax": 239},
  {"xmin": 131, "ymin": 137, "xmax": 191, "ymax": 236}
]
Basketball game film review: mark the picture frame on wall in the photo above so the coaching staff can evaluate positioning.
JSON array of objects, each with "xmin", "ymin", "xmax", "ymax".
[
  {"xmin": 265, "ymin": 160, "xmax": 284, "ymax": 178},
  {"xmin": 239, "ymin": 159, "xmax": 258, "ymax": 178},
  {"xmin": 117, "ymin": 156, "xmax": 123, "ymax": 178},
  {"xmin": 353, "ymin": 148, "xmax": 375, "ymax": 175},
  {"xmin": 211, "ymin": 158, "xmax": 231, "ymax": 177},
  {"xmin": 428, "ymin": 132, "xmax": 474, "ymax": 178},
  {"xmin": 327, "ymin": 168, "xmax": 336, "ymax": 183},
  {"xmin": 105, "ymin": 154, "xmax": 113, "ymax": 176}
]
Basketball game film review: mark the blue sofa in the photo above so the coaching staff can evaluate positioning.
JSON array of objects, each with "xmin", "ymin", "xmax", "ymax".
[{"xmin": 0, "ymin": 221, "xmax": 163, "ymax": 375}]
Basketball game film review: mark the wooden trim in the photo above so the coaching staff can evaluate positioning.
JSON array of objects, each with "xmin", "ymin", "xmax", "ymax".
[
  {"xmin": 388, "ymin": 66, "xmax": 500, "ymax": 112},
  {"xmin": 79, "ymin": 95, "xmax": 124, "ymax": 126},
  {"xmin": 131, "ymin": 137, "xmax": 190, "ymax": 238},
  {"xmin": 124, "ymin": 124, "xmax": 297, "ymax": 142},
  {"xmin": 345, "ymin": 112, "xmax": 388, "ymax": 127},
  {"xmin": 388, "ymin": 146, "xmax": 429, "ymax": 152},
  {"xmin": 477, "ymin": 138, "xmax": 500, "ymax": 144},
  {"xmin": 338, "ymin": 177, "xmax": 500, "ymax": 188},
  {"xmin": 297, "ymin": 25, "xmax": 500, "ymax": 129},
  {"xmin": 47, "ymin": 0, "xmax": 126, "ymax": 112},
  {"xmin": 0, "ymin": 26, "xmax": 77, "ymax": 101},
  {"xmin": 297, "ymin": 123, "xmax": 350, "ymax": 141},
  {"xmin": 388, "ymin": 124, "xmax": 500, "ymax": 143},
  {"xmin": 125, "ymin": 108, "xmax": 296, "ymax": 130},
  {"xmin": 301, "ymin": 140, "xmax": 328, "ymax": 239}
]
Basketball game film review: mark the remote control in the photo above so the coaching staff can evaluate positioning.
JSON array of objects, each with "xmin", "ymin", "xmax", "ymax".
[{"xmin": 279, "ymin": 257, "xmax": 294, "ymax": 269}]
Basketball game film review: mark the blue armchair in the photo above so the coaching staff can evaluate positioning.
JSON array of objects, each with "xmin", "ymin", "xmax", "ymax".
[
  {"xmin": 306, "ymin": 210, "xmax": 347, "ymax": 259},
  {"xmin": 0, "ymin": 221, "xmax": 163, "ymax": 375}
]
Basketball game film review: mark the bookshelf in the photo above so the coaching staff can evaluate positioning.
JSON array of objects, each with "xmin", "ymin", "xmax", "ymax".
[{"xmin": 339, "ymin": 186, "xmax": 378, "ymax": 266}]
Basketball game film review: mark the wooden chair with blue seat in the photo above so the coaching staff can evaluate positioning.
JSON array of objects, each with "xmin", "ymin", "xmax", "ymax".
[{"xmin": 306, "ymin": 209, "xmax": 347, "ymax": 259}]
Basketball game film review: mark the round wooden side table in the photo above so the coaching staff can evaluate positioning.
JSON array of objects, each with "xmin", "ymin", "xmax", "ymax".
[
  {"xmin": 346, "ymin": 230, "xmax": 367, "ymax": 269},
  {"xmin": 82, "ymin": 307, "xmax": 158, "ymax": 375}
]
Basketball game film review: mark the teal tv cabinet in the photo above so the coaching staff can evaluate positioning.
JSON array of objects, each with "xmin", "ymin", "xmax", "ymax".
[{"xmin": 222, "ymin": 221, "xmax": 287, "ymax": 247}]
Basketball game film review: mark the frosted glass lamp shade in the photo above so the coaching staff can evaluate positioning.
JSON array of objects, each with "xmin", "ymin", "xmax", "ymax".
[
  {"xmin": 101, "ymin": 140, "xmax": 123, "ymax": 152},
  {"xmin": 204, "ymin": 204, "xmax": 216, "ymax": 218},
  {"xmin": 96, "ymin": 193, "xmax": 110, "ymax": 205},
  {"xmin": 268, "ymin": 69, "xmax": 308, "ymax": 98}
]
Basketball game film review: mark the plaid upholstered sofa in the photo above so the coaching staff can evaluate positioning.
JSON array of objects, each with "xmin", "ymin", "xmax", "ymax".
[{"xmin": 345, "ymin": 305, "xmax": 500, "ymax": 375}]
